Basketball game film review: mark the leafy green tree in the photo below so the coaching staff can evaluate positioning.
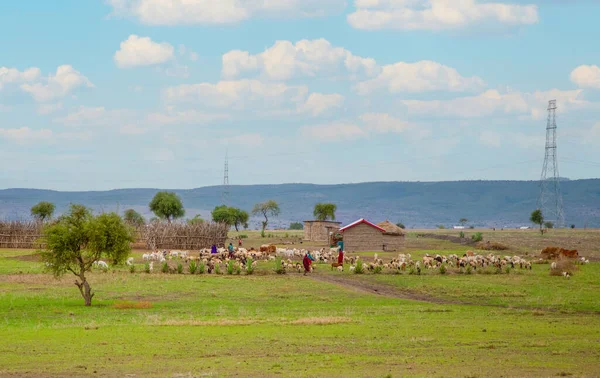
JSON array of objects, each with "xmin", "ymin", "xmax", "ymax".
[
  {"xmin": 530, "ymin": 209, "xmax": 544, "ymax": 235},
  {"xmin": 544, "ymin": 221, "xmax": 554, "ymax": 229},
  {"xmin": 187, "ymin": 215, "xmax": 205, "ymax": 225},
  {"xmin": 396, "ymin": 222, "xmax": 406, "ymax": 229},
  {"xmin": 313, "ymin": 203, "xmax": 337, "ymax": 221},
  {"xmin": 212, "ymin": 206, "xmax": 249, "ymax": 231},
  {"xmin": 459, "ymin": 218, "xmax": 468, "ymax": 226},
  {"xmin": 252, "ymin": 200, "xmax": 280, "ymax": 236},
  {"xmin": 40, "ymin": 204, "xmax": 133, "ymax": 306},
  {"xmin": 149, "ymin": 191, "xmax": 185, "ymax": 223},
  {"xmin": 123, "ymin": 209, "xmax": 145, "ymax": 227},
  {"xmin": 289, "ymin": 222, "xmax": 304, "ymax": 230},
  {"xmin": 31, "ymin": 201, "xmax": 55, "ymax": 222}
]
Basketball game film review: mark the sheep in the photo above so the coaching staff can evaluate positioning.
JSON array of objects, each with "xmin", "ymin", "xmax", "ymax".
[
  {"xmin": 551, "ymin": 262, "xmax": 557, "ymax": 270},
  {"xmin": 95, "ymin": 260, "xmax": 108, "ymax": 269},
  {"xmin": 126, "ymin": 257, "xmax": 134, "ymax": 266}
]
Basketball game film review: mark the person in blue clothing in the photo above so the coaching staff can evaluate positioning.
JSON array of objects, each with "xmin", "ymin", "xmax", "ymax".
[
  {"xmin": 211, "ymin": 244, "xmax": 217, "ymax": 254},
  {"xmin": 228, "ymin": 243, "xmax": 235, "ymax": 258},
  {"xmin": 303, "ymin": 251, "xmax": 316, "ymax": 275}
]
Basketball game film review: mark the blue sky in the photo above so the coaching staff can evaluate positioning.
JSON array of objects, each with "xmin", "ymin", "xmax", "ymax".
[{"xmin": 1, "ymin": 0, "xmax": 599, "ymax": 191}]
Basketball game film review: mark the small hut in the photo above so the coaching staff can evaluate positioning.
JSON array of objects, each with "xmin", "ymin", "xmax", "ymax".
[
  {"xmin": 376, "ymin": 220, "xmax": 405, "ymax": 252},
  {"xmin": 339, "ymin": 219, "xmax": 387, "ymax": 253},
  {"xmin": 303, "ymin": 220, "xmax": 342, "ymax": 242}
]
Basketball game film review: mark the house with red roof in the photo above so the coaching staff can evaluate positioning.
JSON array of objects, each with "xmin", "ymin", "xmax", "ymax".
[{"xmin": 339, "ymin": 218, "xmax": 403, "ymax": 252}]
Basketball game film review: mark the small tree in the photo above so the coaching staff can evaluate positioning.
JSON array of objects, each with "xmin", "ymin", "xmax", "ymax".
[
  {"xmin": 530, "ymin": 209, "xmax": 544, "ymax": 235},
  {"xmin": 396, "ymin": 222, "xmax": 406, "ymax": 229},
  {"xmin": 289, "ymin": 222, "xmax": 303, "ymax": 230},
  {"xmin": 459, "ymin": 218, "xmax": 468, "ymax": 227},
  {"xmin": 123, "ymin": 209, "xmax": 145, "ymax": 227},
  {"xmin": 544, "ymin": 221, "xmax": 554, "ymax": 229},
  {"xmin": 252, "ymin": 200, "xmax": 280, "ymax": 236},
  {"xmin": 31, "ymin": 201, "xmax": 55, "ymax": 222},
  {"xmin": 313, "ymin": 203, "xmax": 337, "ymax": 221},
  {"xmin": 212, "ymin": 206, "xmax": 249, "ymax": 231},
  {"xmin": 187, "ymin": 215, "xmax": 205, "ymax": 225},
  {"xmin": 40, "ymin": 204, "xmax": 133, "ymax": 306},
  {"xmin": 149, "ymin": 191, "xmax": 185, "ymax": 223}
]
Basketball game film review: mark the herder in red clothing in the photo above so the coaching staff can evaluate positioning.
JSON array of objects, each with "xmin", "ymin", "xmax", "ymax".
[
  {"xmin": 337, "ymin": 248, "xmax": 344, "ymax": 265},
  {"xmin": 303, "ymin": 252, "xmax": 315, "ymax": 275}
]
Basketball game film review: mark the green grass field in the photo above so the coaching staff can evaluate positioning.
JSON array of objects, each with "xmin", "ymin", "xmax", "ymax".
[{"xmin": 1, "ymin": 231, "xmax": 599, "ymax": 377}]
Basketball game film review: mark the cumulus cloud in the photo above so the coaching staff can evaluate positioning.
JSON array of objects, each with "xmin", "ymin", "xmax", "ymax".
[
  {"xmin": 20, "ymin": 65, "xmax": 93, "ymax": 102},
  {"xmin": 570, "ymin": 65, "xmax": 600, "ymax": 89},
  {"xmin": 297, "ymin": 93, "xmax": 344, "ymax": 116},
  {"xmin": 401, "ymin": 88, "xmax": 591, "ymax": 120},
  {"xmin": 0, "ymin": 67, "xmax": 40, "ymax": 89},
  {"xmin": 114, "ymin": 35, "xmax": 175, "ymax": 68},
  {"xmin": 0, "ymin": 127, "xmax": 53, "ymax": 143},
  {"xmin": 222, "ymin": 39, "xmax": 379, "ymax": 81},
  {"xmin": 356, "ymin": 60, "xmax": 485, "ymax": 94},
  {"xmin": 348, "ymin": 0, "xmax": 539, "ymax": 31},
  {"xmin": 107, "ymin": 0, "xmax": 346, "ymax": 25},
  {"xmin": 301, "ymin": 122, "xmax": 366, "ymax": 142}
]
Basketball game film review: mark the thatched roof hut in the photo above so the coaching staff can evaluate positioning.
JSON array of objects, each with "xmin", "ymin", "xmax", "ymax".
[{"xmin": 376, "ymin": 220, "xmax": 405, "ymax": 236}]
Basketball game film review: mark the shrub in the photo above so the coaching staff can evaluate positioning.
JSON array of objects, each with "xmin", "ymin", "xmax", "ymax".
[
  {"xmin": 466, "ymin": 265, "xmax": 473, "ymax": 275},
  {"xmin": 227, "ymin": 260, "xmax": 235, "ymax": 275},
  {"xmin": 189, "ymin": 260, "xmax": 197, "ymax": 274},
  {"xmin": 161, "ymin": 262, "xmax": 169, "ymax": 274},
  {"xmin": 459, "ymin": 231, "xmax": 465, "ymax": 238},
  {"xmin": 476, "ymin": 241, "xmax": 509, "ymax": 251},
  {"xmin": 261, "ymin": 230, "xmax": 265, "ymax": 238},
  {"xmin": 471, "ymin": 232, "xmax": 483, "ymax": 242},
  {"xmin": 439, "ymin": 264, "xmax": 447, "ymax": 275},
  {"xmin": 235, "ymin": 263, "xmax": 242, "ymax": 275},
  {"xmin": 284, "ymin": 232, "xmax": 289, "ymax": 238},
  {"xmin": 288, "ymin": 222, "xmax": 303, "ymax": 230},
  {"xmin": 129, "ymin": 264, "xmax": 136, "ymax": 274},
  {"xmin": 437, "ymin": 225, "xmax": 446, "ymax": 229},
  {"xmin": 176, "ymin": 263, "xmax": 183, "ymax": 274},
  {"xmin": 197, "ymin": 261, "xmax": 205, "ymax": 274},
  {"xmin": 246, "ymin": 258, "xmax": 254, "ymax": 275},
  {"xmin": 408, "ymin": 267, "xmax": 416, "ymax": 275},
  {"xmin": 354, "ymin": 259, "xmax": 364, "ymax": 274},
  {"xmin": 239, "ymin": 234, "xmax": 248, "ymax": 239},
  {"xmin": 494, "ymin": 266, "xmax": 502, "ymax": 275},
  {"xmin": 549, "ymin": 259, "xmax": 577, "ymax": 276},
  {"xmin": 469, "ymin": 226, "xmax": 475, "ymax": 229},
  {"xmin": 570, "ymin": 224, "xmax": 575, "ymax": 229},
  {"xmin": 214, "ymin": 263, "xmax": 221, "ymax": 275},
  {"xmin": 144, "ymin": 262, "xmax": 151, "ymax": 274},
  {"xmin": 505, "ymin": 266, "xmax": 511, "ymax": 274},
  {"xmin": 373, "ymin": 265, "xmax": 383, "ymax": 274},
  {"xmin": 274, "ymin": 257, "xmax": 286, "ymax": 275}
]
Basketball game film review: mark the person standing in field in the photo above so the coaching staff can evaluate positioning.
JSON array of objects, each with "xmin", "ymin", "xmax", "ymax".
[
  {"xmin": 238, "ymin": 238, "xmax": 242, "ymax": 247},
  {"xmin": 211, "ymin": 244, "xmax": 217, "ymax": 254},
  {"xmin": 337, "ymin": 248, "xmax": 344, "ymax": 265},
  {"xmin": 228, "ymin": 242, "xmax": 235, "ymax": 258},
  {"xmin": 303, "ymin": 252, "xmax": 315, "ymax": 275}
]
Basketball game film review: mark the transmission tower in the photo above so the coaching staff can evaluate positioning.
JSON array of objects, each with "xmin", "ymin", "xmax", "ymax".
[
  {"xmin": 537, "ymin": 100, "xmax": 565, "ymax": 228},
  {"xmin": 221, "ymin": 151, "xmax": 229, "ymax": 205}
]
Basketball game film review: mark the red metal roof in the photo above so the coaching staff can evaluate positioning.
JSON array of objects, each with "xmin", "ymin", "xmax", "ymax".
[{"xmin": 339, "ymin": 218, "xmax": 386, "ymax": 233}]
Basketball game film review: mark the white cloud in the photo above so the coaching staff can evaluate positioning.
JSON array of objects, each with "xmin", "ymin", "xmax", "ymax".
[
  {"xmin": 359, "ymin": 112, "xmax": 413, "ymax": 133},
  {"xmin": 348, "ymin": 0, "xmax": 539, "ymax": 31},
  {"xmin": 222, "ymin": 39, "xmax": 379, "ymax": 80},
  {"xmin": 147, "ymin": 108, "xmax": 229, "ymax": 125},
  {"xmin": 0, "ymin": 67, "xmax": 40, "ymax": 89},
  {"xmin": 37, "ymin": 103, "xmax": 63, "ymax": 115},
  {"xmin": 164, "ymin": 79, "xmax": 309, "ymax": 110},
  {"xmin": 223, "ymin": 133, "xmax": 265, "ymax": 148},
  {"xmin": 401, "ymin": 89, "xmax": 591, "ymax": 120},
  {"xmin": 356, "ymin": 60, "xmax": 485, "ymax": 94},
  {"xmin": 108, "ymin": 0, "xmax": 345, "ymax": 25},
  {"xmin": 54, "ymin": 106, "xmax": 136, "ymax": 127},
  {"xmin": 0, "ymin": 127, "xmax": 53, "ymax": 143},
  {"xmin": 570, "ymin": 65, "xmax": 600, "ymax": 89},
  {"xmin": 301, "ymin": 122, "xmax": 366, "ymax": 142},
  {"xmin": 114, "ymin": 35, "xmax": 175, "ymax": 68},
  {"xmin": 20, "ymin": 65, "xmax": 93, "ymax": 102},
  {"xmin": 479, "ymin": 130, "xmax": 502, "ymax": 148},
  {"xmin": 297, "ymin": 93, "xmax": 344, "ymax": 116},
  {"xmin": 119, "ymin": 124, "xmax": 147, "ymax": 135}
]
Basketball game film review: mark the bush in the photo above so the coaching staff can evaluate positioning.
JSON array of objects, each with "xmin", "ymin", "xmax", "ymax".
[
  {"xmin": 396, "ymin": 222, "xmax": 406, "ymax": 229},
  {"xmin": 459, "ymin": 231, "xmax": 465, "ymax": 238},
  {"xmin": 570, "ymin": 224, "xmax": 575, "ymax": 229},
  {"xmin": 477, "ymin": 241, "xmax": 509, "ymax": 251},
  {"xmin": 494, "ymin": 266, "xmax": 502, "ymax": 275},
  {"xmin": 373, "ymin": 265, "xmax": 383, "ymax": 274},
  {"xmin": 246, "ymin": 258, "xmax": 254, "ymax": 275},
  {"xmin": 408, "ymin": 267, "xmax": 416, "ymax": 275},
  {"xmin": 274, "ymin": 257, "xmax": 286, "ymax": 274},
  {"xmin": 466, "ymin": 265, "xmax": 473, "ymax": 275},
  {"xmin": 239, "ymin": 234, "xmax": 248, "ymax": 239},
  {"xmin": 161, "ymin": 262, "xmax": 169, "ymax": 274},
  {"xmin": 260, "ymin": 230, "xmax": 265, "ymax": 238},
  {"xmin": 214, "ymin": 263, "xmax": 221, "ymax": 275},
  {"xmin": 471, "ymin": 232, "xmax": 483, "ymax": 242},
  {"xmin": 354, "ymin": 259, "xmax": 364, "ymax": 274},
  {"xmin": 227, "ymin": 260, "xmax": 235, "ymax": 275},
  {"xmin": 288, "ymin": 222, "xmax": 303, "ymax": 230},
  {"xmin": 550, "ymin": 259, "xmax": 577, "ymax": 276},
  {"xmin": 177, "ymin": 263, "xmax": 183, "ymax": 274},
  {"xmin": 129, "ymin": 264, "xmax": 136, "ymax": 274},
  {"xmin": 197, "ymin": 261, "xmax": 205, "ymax": 274},
  {"xmin": 505, "ymin": 266, "xmax": 511, "ymax": 274},
  {"xmin": 144, "ymin": 262, "xmax": 151, "ymax": 273},
  {"xmin": 235, "ymin": 263, "xmax": 241, "ymax": 275},
  {"xmin": 437, "ymin": 225, "xmax": 446, "ymax": 229},
  {"xmin": 439, "ymin": 264, "xmax": 447, "ymax": 275},
  {"xmin": 188, "ymin": 260, "xmax": 197, "ymax": 274}
]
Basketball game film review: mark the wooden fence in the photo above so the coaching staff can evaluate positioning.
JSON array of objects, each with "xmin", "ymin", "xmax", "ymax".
[{"xmin": 0, "ymin": 221, "xmax": 44, "ymax": 249}]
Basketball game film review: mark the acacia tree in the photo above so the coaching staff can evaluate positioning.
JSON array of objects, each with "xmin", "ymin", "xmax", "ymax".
[
  {"xmin": 40, "ymin": 204, "xmax": 133, "ymax": 306},
  {"xmin": 123, "ymin": 209, "xmax": 145, "ymax": 227},
  {"xmin": 313, "ymin": 203, "xmax": 337, "ymax": 221},
  {"xmin": 252, "ymin": 200, "xmax": 280, "ymax": 236},
  {"xmin": 187, "ymin": 215, "xmax": 205, "ymax": 225},
  {"xmin": 459, "ymin": 218, "xmax": 468, "ymax": 227},
  {"xmin": 31, "ymin": 201, "xmax": 55, "ymax": 222},
  {"xmin": 530, "ymin": 209, "xmax": 544, "ymax": 235},
  {"xmin": 212, "ymin": 206, "xmax": 249, "ymax": 231},
  {"xmin": 149, "ymin": 191, "xmax": 185, "ymax": 223}
]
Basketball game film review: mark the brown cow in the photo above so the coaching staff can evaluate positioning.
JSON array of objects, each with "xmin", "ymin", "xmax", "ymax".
[
  {"xmin": 540, "ymin": 246, "xmax": 561, "ymax": 259},
  {"xmin": 259, "ymin": 244, "xmax": 277, "ymax": 254},
  {"xmin": 559, "ymin": 249, "xmax": 579, "ymax": 259}
]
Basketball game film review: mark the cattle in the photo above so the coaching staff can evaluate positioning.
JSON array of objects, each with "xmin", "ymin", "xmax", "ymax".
[
  {"xmin": 259, "ymin": 244, "xmax": 277, "ymax": 254},
  {"xmin": 541, "ymin": 246, "xmax": 579, "ymax": 259},
  {"xmin": 559, "ymin": 249, "xmax": 579, "ymax": 259}
]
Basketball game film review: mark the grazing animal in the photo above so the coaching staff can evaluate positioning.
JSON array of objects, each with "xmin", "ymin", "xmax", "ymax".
[
  {"xmin": 559, "ymin": 249, "xmax": 578, "ymax": 259},
  {"xmin": 126, "ymin": 257, "xmax": 134, "ymax": 266},
  {"xmin": 551, "ymin": 262, "xmax": 557, "ymax": 270},
  {"xmin": 331, "ymin": 262, "xmax": 343, "ymax": 271}
]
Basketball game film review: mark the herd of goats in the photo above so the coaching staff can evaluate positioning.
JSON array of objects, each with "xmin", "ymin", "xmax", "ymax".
[{"xmin": 88, "ymin": 244, "xmax": 591, "ymax": 276}]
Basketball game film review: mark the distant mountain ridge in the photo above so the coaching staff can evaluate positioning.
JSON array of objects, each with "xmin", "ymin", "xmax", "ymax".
[{"xmin": 1, "ymin": 179, "xmax": 599, "ymax": 228}]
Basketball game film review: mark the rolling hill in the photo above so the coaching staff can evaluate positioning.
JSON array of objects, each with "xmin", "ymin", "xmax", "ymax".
[{"xmin": 1, "ymin": 179, "xmax": 599, "ymax": 228}]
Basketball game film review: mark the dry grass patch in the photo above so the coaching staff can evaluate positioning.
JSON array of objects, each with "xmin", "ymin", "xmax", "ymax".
[
  {"xmin": 148, "ymin": 318, "xmax": 265, "ymax": 327},
  {"xmin": 549, "ymin": 259, "xmax": 578, "ymax": 276},
  {"xmin": 113, "ymin": 300, "xmax": 153, "ymax": 309},
  {"xmin": 476, "ymin": 241, "xmax": 509, "ymax": 251},
  {"xmin": 288, "ymin": 316, "xmax": 353, "ymax": 326}
]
